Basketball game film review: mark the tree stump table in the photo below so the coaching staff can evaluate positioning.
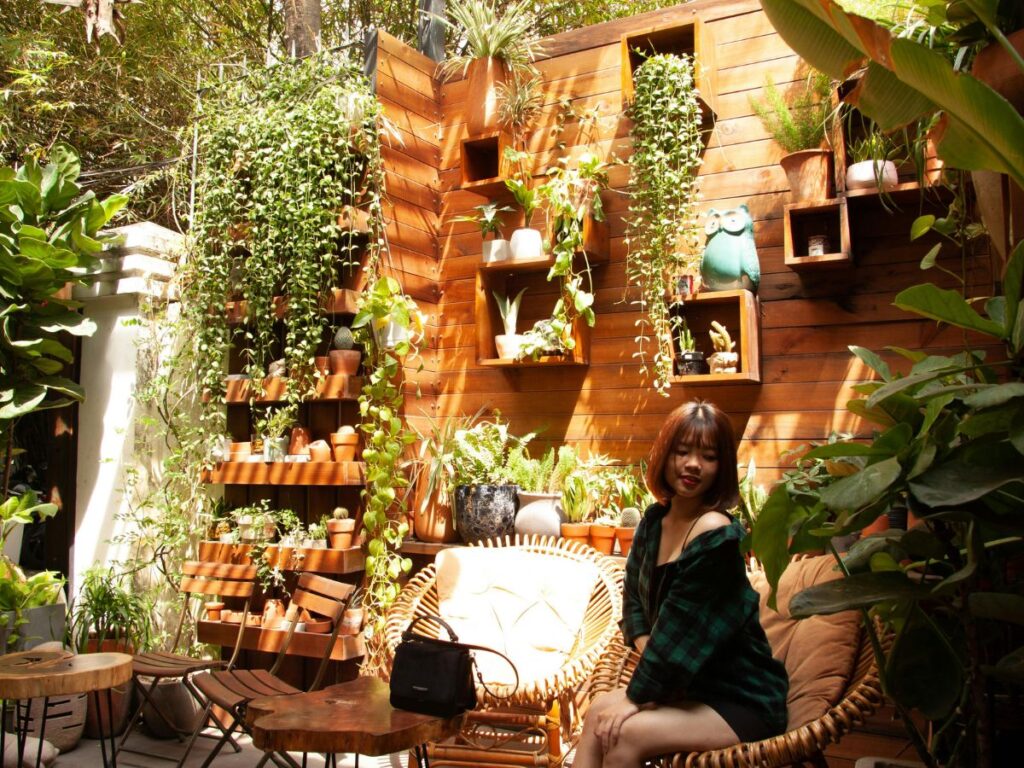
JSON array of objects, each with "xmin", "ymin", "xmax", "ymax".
[
  {"xmin": 246, "ymin": 676, "xmax": 463, "ymax": 768},
  {"xmin": 0, "ymin": 650, "xmax": 133, "ymax": 768}
]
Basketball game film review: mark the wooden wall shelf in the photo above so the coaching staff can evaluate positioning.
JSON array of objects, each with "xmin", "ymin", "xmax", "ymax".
[
  {"xmin": 620, "ymin": 19, "xmax": 718, "ymax": 117},
  {"xmin": 460, "ymin": 131, "xmax": 512, "ymax": 193},
  {"xmin": 198, "ymin": 541, "xmax": 366, "ymax": 575},
  {"xmin": 226, "ymin": 288, "xmax": 359, "ymax": 325},
  {"xmin": 669, "ymin": 289, "xmax": 760, "ymax": 384},
  {"xmin": 784, "ymin": 199, "xmax": 851, "ymax": 270},
  {"xmin": 223, "ymin": 375, "xmax": 362, "ymax": 403},
  {"xmin": 197, "ymin": 621, "xmax": 364, "ymax": 662},
  {"xmin": 202, "ymin": 462, "xmax": 365, "ymax": 486}
]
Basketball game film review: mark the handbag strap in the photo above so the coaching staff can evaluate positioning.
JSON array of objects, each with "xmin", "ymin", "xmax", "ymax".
[{"xmin": 402, "ymin": 613, "xmax": 521, "ymax": 699}]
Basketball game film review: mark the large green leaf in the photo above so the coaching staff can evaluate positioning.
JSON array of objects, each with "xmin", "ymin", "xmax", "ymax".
[
  {"xmin": 969, "ymin": 593, "xmax": 1024, "ymax": 626},
  {"xmin": 894, "ymin": 283, "xmax": 1005, "ymax": 338},
  {"xmin": 790, "ymin": 570, "xmax": 931, "ymax": 616},
  {"xmin": 820, "ymin": 456, "xmax": 903, "ymax": 512},
  {"xmin": 0, "ymin": 386, "xmax": 46, "ymax": 419},
  {"xmin": 910, "ymin": 443, "xmax": 1023, "ymax": 506},
  {"xmin": 887, "ymin": 610, "xmax": 963, "ymax": 719},
  {"xmin": 963, "ymin": 382, "xmax": 1024, "ymax": 409},
  {"xmin": 751, "ymin": 486, "xmax": 805, "ymax": 608},
  {"xmin": 36, "ymin": 376, "xmax": 85, "ymax": 401}
]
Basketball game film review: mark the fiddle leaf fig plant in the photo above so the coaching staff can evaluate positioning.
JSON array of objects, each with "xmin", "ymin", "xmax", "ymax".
[{"xmin": 625, "ymin": 53, "xmax": 706, "ymax": 395}]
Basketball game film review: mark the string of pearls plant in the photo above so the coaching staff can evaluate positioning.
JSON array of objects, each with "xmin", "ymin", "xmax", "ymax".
[{"xmin": 625, "ymin": 53, "xmax": 705, "ymax": 395}]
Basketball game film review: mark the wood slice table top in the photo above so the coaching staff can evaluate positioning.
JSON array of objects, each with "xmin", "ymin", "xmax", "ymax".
[
  {"xmin": 0, "ymin": 651, "xmax": 133, "ymax": 700},
  {"xmin": 247, "ymin": 676, "xmax": 463, "ymax": 756}
]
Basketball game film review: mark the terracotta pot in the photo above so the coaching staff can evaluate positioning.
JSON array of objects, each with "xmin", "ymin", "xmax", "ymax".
[
  {"xmin": 308, "ymin": 440, "xmax": 332, "ymax": 462},
  {"xmin": 228, "ymin": 442, "xmax": 251, "ymax": 462},
  {"xmin": 614, "ymin": 526, "xmax": 636, "ymax": 558},
  {"xmin": 327, "ymin": 518, "xmax": 356, "ymax": 549},
  {"xmin": 204, "ymin": 601, "xmax": 225, "ymax": 621},
  {"xmin": 339, "ymin": 607, "xmax": 364, "ymax": 636},
  {"xmin": 560, "ymin": 522, "xmax": 592, "ymax": 547},
  {"xmin": 303, "ymin": 618, "xmax": 332, "ymax": 634},
  {"xmin": 779, "ymin": 149, "xmax": 833, "ymax": 201},
  {"xmin": 331, "ymin": 433, "xmax": 360, "ymax": 462},
  {"xmin": 314, "ymin": 355, "xmax": 330, "ymax": 375},
  {"xmin": 412, "ymin": 476, "xmax": 458, "ymax": 544},
  {"xmin": 288, "ymin": 426, "xmax": 311, "ymax": 456},
  {"xmin": 465, "ymin": 56, "xmax": 507, "ymax": 136},
  {"xmin": 589, "ymin": 524, "xmax": 616, "ymax": 555},
  {"xmin": 262, "ymin": 599, "xmax": 286, "ymax": 628},
  {"xmin": 329, "ymin": 349, "xmax": 361, "ymax": 375},
  {"xmin": 972, "ymin": 29, "xmax": 1024, "ymax": 112},
  {"xmin": 862, "ymin": 514, "xmax": 890, "ymax": 537}
]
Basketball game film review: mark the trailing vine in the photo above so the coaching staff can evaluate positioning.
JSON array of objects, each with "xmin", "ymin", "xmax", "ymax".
[
  {"xmin": 182, "ymin": 53, "xmax": 384, "ymax": 415},
  {"xmin": 625, "ymin": 53, "xmax": 705, "ymax": 395}
]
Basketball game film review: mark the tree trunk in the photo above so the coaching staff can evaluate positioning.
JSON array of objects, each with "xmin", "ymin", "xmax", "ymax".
[{"xmin": 283, "ymin": 0, "xmax": 321, "ymax": 59}]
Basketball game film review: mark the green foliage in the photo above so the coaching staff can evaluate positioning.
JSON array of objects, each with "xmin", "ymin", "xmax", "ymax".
[
  {"xmin": 67, "ymin": 566, "xmax": 153, "ymax": 653},
  {"xmin": 678, "ymin": 320, "xmax": 696, "ymax": 353},
  {"xmin": 436, "ymin": 0, "xmax": 542, "ymax": 80},
  {"xmin": 0, "ymin": 145, "xmax": 126, "ymax": 492},
  {"xmin": 184, "ymin": 53, "xmax": 384, "ymax": 414},
  {"xmin": 496, "ymin": 70, "xmax": 544, "ymax": 149},
  {"xmin": 493, "ymin": 287, "xmax": 527, "ymax": 336},
  {"xmin": 453, "ymin": 201, "xmax": 514, "ymax": 238},
  {"xmin": 450, "ymin": 415, "xmax": 532, "ymax": 486},
  {"xmin": 847, "ymin": 123, "xmax": 903, "ymax": 165},
  {"xmin": 505, "ymin": 446, "xmax": 560, "ymax": 492},
  {"xmin": 750, "ymin": 243, "xmax": 1024, "ymax": 766},
  {"xmin": 254, "ymin": 403, "xmax": 297, "ymax": 440},
  {"xmin": 409, "ymin": 407, "xmax": 487, "ymax": 518},
  {"xmin": 736, "ymin": 459, "xmax": 768, "ymax": 528},
  {"xmin": 503, "ymin": 174, "xmax": 541, "ymax": 223},
  {"xmin": 625, "ymin": 53, "xmax": 706, "ymax": 395},
  {"xmin": 750, "ymin": 71, "xmax": 833, "ymax": 154}
]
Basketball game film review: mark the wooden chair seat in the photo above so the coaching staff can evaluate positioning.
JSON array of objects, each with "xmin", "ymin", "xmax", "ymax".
[
  {"xmin": 193, "ymin": 669, "xmax": 301, "ymax": 713},
  {"xmin": 130, "ymin": 651, "xmax": 224, "ymax": 679}
]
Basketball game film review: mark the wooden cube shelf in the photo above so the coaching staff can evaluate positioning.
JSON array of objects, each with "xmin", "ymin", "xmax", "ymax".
[
  {"xmin": 223, "ymin": 374, "xmax": 362, "ymax": 403},
  {"xmin": 202, "ymin": 461, "xmax": 365, "ymax": 486},
  {"xmin": 669, "ymin": 289, "xmax": 760, "ymax": 384},
  {"xmin": 475, "ymin": 264, "xmax": 589, "ymax": 367},
  {"xmin": 784, "ymin": 199, "xmax": 851, "ymax": 270},
  {"xmin": 460, "ymin": 131, "xmax": 513, "ymax": 195},
  {"xmin": 621, "ymin": 19, "xmax": 718, "ymax": 117},
  {"xmin": 198, "ymin": 541, "xmax": 366, "ymax": 575}
]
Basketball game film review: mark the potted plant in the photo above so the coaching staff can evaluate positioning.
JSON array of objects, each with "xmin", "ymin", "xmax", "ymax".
[
  {"xmin": 304, "ymin": 518, "xmax": 328, "ymax": 549},
  {"xmin": 455, "ymin": 201, "xmax": 514, "ymax": 263},
  {"xmin": 329, "ymin": 325, "xmax": 362, "ymax": 375},
  {"xmin": 673, "ymin": 318, "xmax": 708, "ymax": 376},
  {"xmin": 614, "ymin": 505, "xmax": 642, "ymax": 558},
  {"xmin": 560, "ymin": 469, "xmax": 593, "ymax": 546},
  {"xmin": 508, "ymin": 445, "xmax": 578, "ymax": 537},
  {"xmin": 327, "ymin": 506, "xmax": 357, "ymax": 549},
  {"xmin": 845, "ymin": 127, "xmax": 901, "ymax": 191},
  {"xmin": 330, "ymin": 424, "xmax": 360, "ymax": 462},
  {"xmin": 435, "ymin": 0, "xmax": 541, "ymax": 136},
  {"xmin": 274, "ymin": 509, "xmax": 304, "ymax": 548},
  {"xmin": 504, "ymin": 174, "xmax": 544, "ymax": 261},
  {"xmin": 751, "ymin": 70, "xmax": 834, "ymax": 201},
  {"xmin": 353, "ymin": 275, "xmax": 425, "ymax": 353},
  {"xmin": 707, "ymin": 321, "xmax": 738, "ymax": 374},
  {"xmin": 256, "ymin": 404, "xmax": 296, "ymax": 463},
  {"xmin": 451, "ymin": 416, "xmax": 530, "ymax": 543},
  {"xmin": 492, "ymin": 287, "xmax": 528, "ymax": 359},
  {"xmin": 215, "ymin": 520, "xmax": 234, "ymax": 544}
]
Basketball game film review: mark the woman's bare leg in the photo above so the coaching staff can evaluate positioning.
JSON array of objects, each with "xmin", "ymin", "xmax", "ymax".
[{"xmin": 573, "ymin": 688, "xmax": 630, "ymax": 768}]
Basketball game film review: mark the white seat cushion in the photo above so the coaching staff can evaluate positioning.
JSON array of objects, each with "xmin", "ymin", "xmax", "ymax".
[{"xmin": 435, "ymin": 547, "xmax": 600, "ymax": 687}]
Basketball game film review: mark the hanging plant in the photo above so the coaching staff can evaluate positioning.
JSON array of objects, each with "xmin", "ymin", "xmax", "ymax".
[
  {"xmin": 625, "ymin": 53, "xmax": 705, "ymax": 395},
  {"xmin": 351, "ymin": 275, "xmax": 424, "ymax": 675},
  {"xmin": 182, "ymin": 53, "xmax": 384, "ymax": 418}
]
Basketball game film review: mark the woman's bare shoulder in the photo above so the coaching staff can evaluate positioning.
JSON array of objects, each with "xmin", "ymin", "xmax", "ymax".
[{"xmin": 693, "ymin": 510, "xmax": 732, "ymax": 538}]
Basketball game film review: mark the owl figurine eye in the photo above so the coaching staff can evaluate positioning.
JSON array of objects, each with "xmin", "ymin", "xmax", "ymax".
[
  {"xmin": 705, "ymin": 213, "xmax": 721, "ymax": 236},
  {"xmin": 722, "ymin": 209, "xmax": 746, "ymax": 233}
]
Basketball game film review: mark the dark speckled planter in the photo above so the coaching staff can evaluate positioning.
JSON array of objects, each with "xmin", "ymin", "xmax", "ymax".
[{"xmin": 454, "ymin": 484, "xmax": 519, "ymax": 543}]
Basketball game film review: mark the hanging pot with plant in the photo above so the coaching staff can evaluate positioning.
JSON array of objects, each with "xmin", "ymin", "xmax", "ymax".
[{"xmin": 505, "ymin": 175, "xmax": 544, "ymax": 261}]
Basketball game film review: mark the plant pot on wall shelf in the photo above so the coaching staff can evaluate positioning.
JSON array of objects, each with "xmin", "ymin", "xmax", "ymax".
[
  {"xmin": 465, "ymin": 57, "xmax": 507, "ymax": 136},
  {"xmin": 779, "ymin": 149, "xmax": 834, "ymax": 201},
  {"xmin": 667, "ymin": 289, "xmax": 760, "ymax": 384}
]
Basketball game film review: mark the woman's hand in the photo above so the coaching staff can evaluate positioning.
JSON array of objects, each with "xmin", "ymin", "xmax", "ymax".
[
  {"xmin": 593, "ymin": 691, "xmax": 647, "ymax": 752},
  {"xmin": 634, "ymin": 634, "xmax": 650, "ymax": 653}
]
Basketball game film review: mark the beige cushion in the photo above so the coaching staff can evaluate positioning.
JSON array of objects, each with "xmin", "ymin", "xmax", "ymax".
[
  {"xmin": 749, "ymin": 556, "xmax": 862, "ymax": 729},
  {"xmin": 435, "ymin": 547, "xmax": 600, "ymax": 687}
]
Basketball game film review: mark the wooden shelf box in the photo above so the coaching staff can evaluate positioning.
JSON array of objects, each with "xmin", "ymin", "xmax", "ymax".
[
  {"xmin": 670, "ymin": 289, "xmax": 760, "ymax": 384},
  {"xmin": 202, "ymin": 461, "xmax": 366, "ymax": 486},
  {"xmin": 620, "ymin": 19, "xmax": 718, "ymax": 117},
  {"xmin": 460, "ymin": 131, "xmax": 513, "ymax": 195},
  {"xmin": 784, "ymin": 199, "xmax": 851, "ymax": 270}
]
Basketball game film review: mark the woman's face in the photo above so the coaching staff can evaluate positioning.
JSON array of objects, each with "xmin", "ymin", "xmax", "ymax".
[{"xmin": 663, "ymin": 435, "xmax": 719, "ymax": 501}]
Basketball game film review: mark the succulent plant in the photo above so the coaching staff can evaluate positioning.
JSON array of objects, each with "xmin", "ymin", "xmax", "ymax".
[
  {"xmin": 332, "ymin": 506, "xmax": 350, "ymax": 520},
  {"xmin": 619, "ymin": 507, "xmax": 642, "ymax": 528},
  {"xmin": 332, "ymin": 326, "xmax": 355, "ymax": 350}
]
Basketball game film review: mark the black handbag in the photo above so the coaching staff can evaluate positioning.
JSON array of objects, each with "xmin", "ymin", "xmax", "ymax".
[{"xmin": 389, "ymin": 614, "xmax": 518, "ymax": 717}]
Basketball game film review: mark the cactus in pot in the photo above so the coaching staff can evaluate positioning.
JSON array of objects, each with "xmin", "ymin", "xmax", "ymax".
[
  {"xmin": 327, "ymin": 506, "xmax": 356, "ymax": 549},
  {"xmin": 329, "ymin": 326, "xmax": 362, "ymax": 375}
]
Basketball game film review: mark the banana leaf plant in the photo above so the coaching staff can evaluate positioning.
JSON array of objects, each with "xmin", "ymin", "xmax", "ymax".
[
  {"xmin": 750, "ymin": 243, "xmax": 1024, "ymax": 766},
  {"xmin": 0, "ymin": 145, "xmax": 127, "ymax": 495}
]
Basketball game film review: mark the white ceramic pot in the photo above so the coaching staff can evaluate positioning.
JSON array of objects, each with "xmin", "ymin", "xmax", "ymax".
[
  {"xmin": 263, "ymin": 436, "xmax": 288, "ymax": 462},
  {"xmin": 495, "ymin": 334, "xmax": 526, "ymax": 359},
  {"xmin": 514, "ymin": 492, "xmax": 565, "ymax": 537},
  {"xmin": 482, "ymin": 238, "xmax": 511, "ymax": 264},
  {"xmin": 845, "ymin": 160, "xmax": 899, "ymax": 191},
  {"xmin": 509, "ymin": 228, "xmax": 543, "ymax": 261},
  {"xmin": 373, "ymin": 320, "xmax": 409, "ymax": 350}
]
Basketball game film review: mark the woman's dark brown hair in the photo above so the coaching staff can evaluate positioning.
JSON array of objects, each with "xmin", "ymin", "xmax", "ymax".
[{"xmin": 645, "ymin": 400, "xmax": 739, "ymax": 510}]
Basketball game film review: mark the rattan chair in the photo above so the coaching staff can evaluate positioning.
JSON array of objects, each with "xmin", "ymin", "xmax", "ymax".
[
  {"xmin": 115, "ymin": 560, "xmax": 258, "ymax": 764},
  {"xmin": 583, "ymin": 555, "xmax": 887, "ymax": 768},
  {"xmin": 382, "ymin": 534, "xmax": 623, "ymax": 767},
  {"xmin": 184, "ymin": 573, "xmax": 356, "ymax": 768}
]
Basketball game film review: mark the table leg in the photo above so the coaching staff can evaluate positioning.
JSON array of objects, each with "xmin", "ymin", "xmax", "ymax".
[
  {"xmin": 15, "ymin": 698, "xmax": 29, "ymax": 768},
  {"xmin": 92, "ymin": 688, "xmax": 120, "ymax": 768},
  {"xmin": 1, "ymin": 698, "xmax": 7, "ymax": 765},
  {"xmin": 36, "ymin": 696, "xmax": 50, "ymax": 768}
]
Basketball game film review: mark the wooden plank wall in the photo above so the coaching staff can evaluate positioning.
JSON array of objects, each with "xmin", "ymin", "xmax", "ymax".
[{"xmin": 423, "ymin": 0, "xmax": 996, "ymax": 483}]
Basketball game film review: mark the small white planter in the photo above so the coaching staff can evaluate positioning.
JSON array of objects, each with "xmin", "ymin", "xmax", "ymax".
[
  {"xmin": 373, "ymin": 319, "xmax": 409, "ymax": 350},
  {"xmin": 482, "ymin": 238, "xmax": 511, "ymax": 264},
  {"xmin": 495, "ymin": 334, "xmax": 526, "ymax": 360},
  {"xmin": 846, "ymin": 160, "xmax": 899, "ymax": 191},
  {"xmin": 509, "ymin": 228, "xmax": 543, "ymax": 261},
  {"xmin": 262, "ymin": 436, "xmax": 288, "ymax": 462}
]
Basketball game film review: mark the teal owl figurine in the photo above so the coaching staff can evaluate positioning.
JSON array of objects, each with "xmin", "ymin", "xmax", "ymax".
[{"xmin": 699, "ymin": 205, "xmax": 760, "ymax": 293}]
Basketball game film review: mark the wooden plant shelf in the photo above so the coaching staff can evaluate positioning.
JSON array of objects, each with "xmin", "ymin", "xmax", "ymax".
[
  {"xmin": 620, "ymin": 19, "xmax": 718, "ymax": 117},
  {"xmin": 198, "ymin": 541, "xmax": 366, "ymax": 575},
  {"xmin": 226, "ymin": 288, "xmax": 359, "ymax": 325},
  {"xmin": 223, "ymin": 375, "xmax": 362, "ymax": 403},
  {"xmin": 197, "ymin": 620, "xmax": 364, "ymax": 662},
  {"xmin": 669, "ymin": 289, "xmax": 760, "ymax": 384},
  {"xmin": 784, "ymin": 199, "xmax": 851, "ymax": 270},
  {"xmin": 461, "ymin": 131, "xmax": 513, "ymax": 194},
  {"xmin": 202, "ymin": 461, "xmax": 365, "ymax": 486}
]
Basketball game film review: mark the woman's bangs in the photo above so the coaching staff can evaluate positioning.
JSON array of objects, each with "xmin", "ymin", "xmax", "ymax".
[{"xmin": 675, "ymin": 416, "xmax": 718, "ymax": 451}]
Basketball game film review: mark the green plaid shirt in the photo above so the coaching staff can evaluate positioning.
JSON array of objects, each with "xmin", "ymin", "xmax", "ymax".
[{"xmin": 621, "ymin": 504, "xmax": 788, "ymax": 735}]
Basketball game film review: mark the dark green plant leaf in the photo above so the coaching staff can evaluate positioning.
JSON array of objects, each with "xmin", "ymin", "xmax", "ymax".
[
  {"xmin": 821, "ymin": 456, "xmax": 902, "ymax": 513},
  {"xmin": 849, "ymin": 345, "xmax": 892, "ymax": 380},
  {"xmin": 842, "ymin": 533, "xmax": 906, "ymax": 573},
  {"xmin": 894, "ymin": 283, "xmax": 1005, "ymax": 338},
  {"xmin": 969, "ymin": 593, "xmax": 1024, "ymax": 626},
  {"xmin": 910, "ymin": 444, "xmax": 1023, "ymax": 506},
  {"xmin": 887, "ymin": 609, "xmax": 963, "ymax": 719},
  {"xmin": 963, "ymin": 382, "xmax": 1024, "ymax": 409},
  {"xmin": 911, "ymin": 215, "xmax": 935, "ymax": 240},
  {"xmin": 751, "ymin": 486, "xmax": 805, "ymax": 608},
  {"xmin": 790, "ymin": 571, "xmax": 930, "ymax": 616},
  {"xmin": 984, "ymin": 646, "xmax": 1024, "ymax": 686}
]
